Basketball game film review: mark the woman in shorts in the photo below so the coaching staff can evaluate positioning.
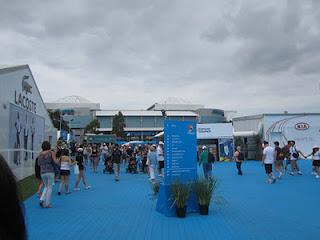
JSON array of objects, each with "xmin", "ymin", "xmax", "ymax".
[
  {"xmin": 74, "ymin": 148, "xmax": 91, "ymax": 191},
  {"xmin": 274, "ymin": 141, "xmax": 285, "ymax": 178},
  {"xmin": 305, "ymin": 146, "xmax": 320, "ymax": 178},
  {"xmin": 58, "ymin": 149, "xmax": 74, "ymax": 195},
  {"xmin": 91, "ymin": 145, "xmax": 99, "ymax": 173}
]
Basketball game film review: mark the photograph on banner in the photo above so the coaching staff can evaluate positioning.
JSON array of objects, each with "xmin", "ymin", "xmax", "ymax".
[
  {"xmin": 219, "ymin": 138, "xmax": 234, "ymax": 162},
  {"xmin": 9, "ymin": 103, "xmax": 45, "ymax": 168}
]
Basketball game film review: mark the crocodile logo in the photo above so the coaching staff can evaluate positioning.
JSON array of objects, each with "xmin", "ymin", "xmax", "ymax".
[{"xmin": 22, "ymin": 75, "xmax": 32, "ymax": 94}]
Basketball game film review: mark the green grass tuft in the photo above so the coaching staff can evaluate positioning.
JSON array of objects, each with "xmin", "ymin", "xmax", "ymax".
[{"xmin": 17, "ymin": 175, "xmax": 38, "ymax": 201}]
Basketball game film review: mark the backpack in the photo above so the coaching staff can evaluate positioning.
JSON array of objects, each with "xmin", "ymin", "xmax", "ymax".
[
  {"xmin": 238, "ymin": 152, "xmax": 244, "ymax": 161},
  {"xmin": 208, "ymin": 152, "xmax": 215, "ymax": 163},
  {"xmin": 113, "ymin": 150, "xmax": 122, "ymax": 162},
  {"xmin": 277, "ymin": 147, "xmax": 285, "ymax": 160},
  {"xmin": 292, "ymin": 151, "xmax": 299, "ymax": 159}
]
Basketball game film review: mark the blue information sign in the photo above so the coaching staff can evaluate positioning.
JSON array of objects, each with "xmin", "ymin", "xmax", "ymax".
[
  {"xmin": 164, "ymin": 120, "xmax": 197, "ymax": 184},
  {"xmin": 156, "ymin": 120, "xmax": 198, "ymax": 216}
]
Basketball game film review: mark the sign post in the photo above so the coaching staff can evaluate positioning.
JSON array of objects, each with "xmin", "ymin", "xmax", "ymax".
[{"xmin": 156, "ymin": 120, "xmax": 198, "ymax": 216}]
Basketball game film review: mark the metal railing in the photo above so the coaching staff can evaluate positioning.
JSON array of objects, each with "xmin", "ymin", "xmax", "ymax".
[{"xmin": 0, "ymin": 149, "xmax": 39, "ymax": 181}]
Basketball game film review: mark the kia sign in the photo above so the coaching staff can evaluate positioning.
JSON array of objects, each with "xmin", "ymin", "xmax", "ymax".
[{"xmin": 295, "ymin": 122, "xmax": 310, "ymax": 131}]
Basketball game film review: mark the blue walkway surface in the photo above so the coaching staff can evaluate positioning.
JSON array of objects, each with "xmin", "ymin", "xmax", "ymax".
[{"xmin": 25, "ymin": 161, "xmax": 320, "ymax": 240}]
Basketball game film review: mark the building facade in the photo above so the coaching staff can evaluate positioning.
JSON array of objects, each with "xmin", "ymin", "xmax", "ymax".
[
  {"xmin": 233, "ymin": 113, "xmax": 320, "ymax": 159},
  {"xmin": 0, "ymin": 65, "xmax": 57, "ymax": 180},
  {"xmin": 46, "ymin": 96, "xmax": 100, "ymax": 143},
  {"xmin": 96, "ymin": 110, "xmax": 198, "ymax": 141}
]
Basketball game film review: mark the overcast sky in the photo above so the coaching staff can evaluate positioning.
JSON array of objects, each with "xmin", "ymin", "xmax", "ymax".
[{"xmin": 1, "ymin": 0, "xmax": 319, "ymax": 115}]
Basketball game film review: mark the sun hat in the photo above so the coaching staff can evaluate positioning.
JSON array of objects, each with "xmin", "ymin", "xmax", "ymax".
[
  {"xmin": 202, "ymin": 146, "xmax": 207, "ymax": 150},
  {"xmin": 77, "ymin": 148, "xmax": 83, "ymax": 152},
  {"xmin": 312, "ymin": 145, "xmax": 320, "ymax": 149}
]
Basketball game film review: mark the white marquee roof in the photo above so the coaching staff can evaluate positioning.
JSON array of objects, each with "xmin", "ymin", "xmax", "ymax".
[{"xmin": 96, "ymin": 110, "xmax": 198, "ymax": 117}]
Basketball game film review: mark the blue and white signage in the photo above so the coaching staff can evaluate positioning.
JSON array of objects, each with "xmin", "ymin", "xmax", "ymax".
[
  {"xmin": 164, "ymin": 120, "xmax": 197, "ymax": 184},
  {"xmin": 156, "ymin": 120, "xmax": 198, "ymax": 217}
]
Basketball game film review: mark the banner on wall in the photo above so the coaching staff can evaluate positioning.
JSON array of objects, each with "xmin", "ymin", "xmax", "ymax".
[
  {"xmin": 9, "ymin": 103, "xmax": 45, "ymax": 167},
  {"xmin": 219, "ymin": 138, "xmax": 234, "ymax": 161}
]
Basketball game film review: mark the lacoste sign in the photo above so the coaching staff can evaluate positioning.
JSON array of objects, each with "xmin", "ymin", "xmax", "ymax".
[{"xmin": 14, "ymin": 75, "xmax": 37, "ymax": 113}]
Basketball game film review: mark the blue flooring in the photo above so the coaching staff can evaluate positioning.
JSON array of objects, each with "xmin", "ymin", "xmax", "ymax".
[{"xmin": 24, "ymin": 161, "xmax": 320, "ymax": 240}]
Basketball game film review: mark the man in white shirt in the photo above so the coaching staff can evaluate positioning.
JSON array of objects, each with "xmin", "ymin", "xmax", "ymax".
[
  {"xmin": 262, "ymin": 141, "xmax": 276, "ymax": 184},
  {"xmin": 157, "ymin": 141, "xmax": 164, "ymax": 177}
]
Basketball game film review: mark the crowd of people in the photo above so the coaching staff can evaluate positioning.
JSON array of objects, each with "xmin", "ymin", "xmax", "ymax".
[
  {"xmin": 197, "ymin": 139, "xmax": 320, "ymax": 184},
  {"xmin": 35, "ymin": 140, "xmax": 166, "ymax": 208},
  {"xmin": 1, "ymin": 136, "xmax": 319, "ymax": 239},
  {"xmin": 233, "ymin": 140, "xmax": 320, "ymax": 184}
]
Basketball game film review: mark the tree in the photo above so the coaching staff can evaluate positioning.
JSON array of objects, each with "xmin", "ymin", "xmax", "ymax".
[
  {"xmin": 84, "ymin": 119, "xmax": 100, "ymax": 134},
  {"xmin": 112, "ymin": 111, "xmax": 126, "ymax": 139},
  {"xmin": 48, "ymin": 110, "xmax": 70, "ymax": 132}
]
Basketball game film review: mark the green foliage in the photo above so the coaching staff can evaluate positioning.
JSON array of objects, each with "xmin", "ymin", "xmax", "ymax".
[
  {"xmin": 48, "ymin": 110, "xmax": 70, "ymax": 131},
  {"xmin": 171, "ymin": 181, "xmax": 191, "ymax": 208},
  {"xmin": 151, "ymin": 181, "xmax": 160, "ymax": 195},
  {"xmin": 112, "ymin": 111, "xmax": 126, "ymax": 139},
  {"xmin": 18, "ymin": 175, "xmax": 38, "ymax": 201},
  {"xmin": 234, "ymin": 137, "xmax": 243, "ymax": 149},
  {"xmin": 194, "ymin": 177, "xmax": 217, "ymax": 206},
  {"xmin": 85, "ymin": 119, "xmax": 100, "ymax": 133}
]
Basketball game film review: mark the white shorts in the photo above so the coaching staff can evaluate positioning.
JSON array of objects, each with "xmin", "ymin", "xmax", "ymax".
[{"xmin": 149, "ymin": 165, "xmax": 155, "ymax": 180}]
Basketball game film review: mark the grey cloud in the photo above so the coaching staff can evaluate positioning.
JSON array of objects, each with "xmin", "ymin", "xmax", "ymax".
[{"xmin": 0, "ymin": 0, "xmax": 319, "ymax": 114}]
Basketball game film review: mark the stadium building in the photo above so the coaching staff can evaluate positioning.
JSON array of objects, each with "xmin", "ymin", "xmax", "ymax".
[{"xmin": 45, "ymin": 96, "xmax": 100, "ymax": 142}]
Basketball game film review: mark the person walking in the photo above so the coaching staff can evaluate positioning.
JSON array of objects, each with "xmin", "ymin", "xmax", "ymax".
[
  {"xmin": 91, "ymin": 145, "xmax": 99, "ymax": 173},
  {"xmin": 35, "ymin": 157, "xmax": 43, "ymax": 197},
  {"xmin": 305, "ymin": 146, "xmax": 320, "ymax": 178},
  {"xmin": 199, "ymin": 146, "xmax": 212, "ymax": 179},
  {"xmin": 74, "ymin": 148, "xmax": 91, "ymax": 191},
  {"xmin": 234, "ymin": 146, "xmax": 244, "ymax": 176},
  {"xmin": 289, "ymin": 141, "xmax": 304, "ymax": 176},
  {"xmin": 262, "ymin": 141, "xmax": 276, "ymax": 184},
  {"xmin": 157, "ymin": 142, "xmax": 165, "ymax": 177},
  {"xmin": 142, "ymin": 146, "xmax": 148, "ymax": 173},
  {"xmin": 58, "ymin": 149, "xmax": 74, "ymax": 195},
  {"xmin": 283, "ymin": 141, "xmax": 291, "ymax": 171},
  {"xmin": 147, "ymin": 146, "xmax": 158, "ymax": 182},
  {"xmin": 83, "ymin": 145, "xmax": 89, "ymax": 166},
  {"xmin": 112, "ymin": 144, "xmax": 122, "ymax": 181},
  {"xmin": 274, "ymin": 141, "xmax": 285, "ymax": 178},
  {"xmin": 38, "ymin": 141, "xmax": 59, "ymax": 208}
]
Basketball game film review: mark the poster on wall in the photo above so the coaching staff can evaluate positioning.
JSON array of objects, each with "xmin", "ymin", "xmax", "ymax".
[
  {"xmin": 9, "ymin": 103, "xmax": 45, "ymax": 167},
  {"xmin": 219, "ymin": 138, "xmax": 234, "ymax": 161},
  {"xmin": 265, "ymin": 115, "xmax": 320, "ymax": 155}
]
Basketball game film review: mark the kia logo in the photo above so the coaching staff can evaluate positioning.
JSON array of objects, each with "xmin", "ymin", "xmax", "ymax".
[{"xmin": 295, "ymin": 122, "xmax": 309, "ymax": 130}]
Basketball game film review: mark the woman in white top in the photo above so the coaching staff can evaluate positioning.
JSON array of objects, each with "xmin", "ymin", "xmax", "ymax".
[
  {"xmin": 58, "ymin": 149, "xmax": 75, "ymax": 195},
  {"xmin": 305, "ymin": 146, "xmax": 320, "ymax": 178}
]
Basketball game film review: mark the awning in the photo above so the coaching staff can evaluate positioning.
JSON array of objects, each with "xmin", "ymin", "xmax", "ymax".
[
  {"xmin": 153, "ymin": 131, "xmax": 164, "ymax": 138},
  {"xmin": 233, "ymin": 131, "xmax": 259, "ymax": 137}
]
